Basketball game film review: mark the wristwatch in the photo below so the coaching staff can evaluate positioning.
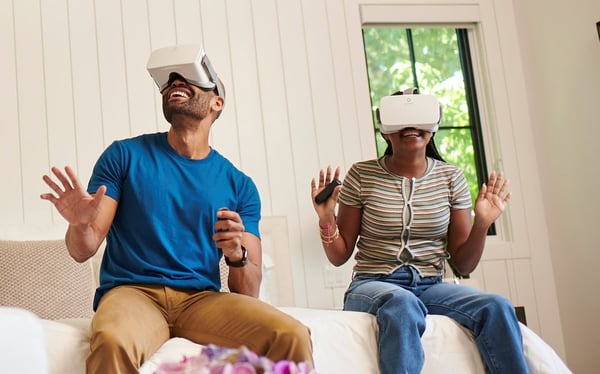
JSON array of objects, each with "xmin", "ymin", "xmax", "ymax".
[{"xmin": 224, "ymin": 246, "xmax": 248, "ymax": 267}]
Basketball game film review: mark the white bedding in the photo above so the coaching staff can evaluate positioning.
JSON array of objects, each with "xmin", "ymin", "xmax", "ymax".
[
  {"xmin": 14, "ymin": 217, "xmax": 571, "ymax": 374},
  {"xmin": 133, "ymin": 307, "xmax": 571, "ymax": 374},
  {"xmin": 43, "ymin": 306, "xmax": 572, "ymax": 374},
  {"xmin": 140, "ymin": 307, "xmax": 571, "ymax": 374}
]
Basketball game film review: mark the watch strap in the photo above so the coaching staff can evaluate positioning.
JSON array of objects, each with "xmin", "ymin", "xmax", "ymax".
[{"xmin": 224, "ymin": 246, "xmax": 248, "ymax": 267}]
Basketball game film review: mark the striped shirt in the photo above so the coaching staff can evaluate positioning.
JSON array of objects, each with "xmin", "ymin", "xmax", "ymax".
[{"xmin": 338, "ymin": 156, "xmax": 472, "ymax": 277}]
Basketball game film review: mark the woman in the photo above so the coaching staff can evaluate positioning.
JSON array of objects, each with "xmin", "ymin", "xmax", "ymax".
[{"xmin": 310, "ymin": 92, "xmax": 528, "ymax": 374}]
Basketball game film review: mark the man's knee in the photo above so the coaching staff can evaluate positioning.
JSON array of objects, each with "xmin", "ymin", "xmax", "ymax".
[{"xmin": 259, "ymin": 314, "xmax": 314, "ymax": 365}]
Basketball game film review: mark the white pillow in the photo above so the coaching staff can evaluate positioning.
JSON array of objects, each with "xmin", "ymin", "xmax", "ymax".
[
  {"xmin": 0, "ymin": 307, "xmax": 49, "ymax": 374},
  {"xmin": 139, "ymin": 337, "xmax": 203, "ymax": 374},
  {"xmin": 422, "ymin": 315, "xmax": 486, "ymax": 373},
  {"xmin": 279, "ymin": 307, "xmax": 380, "ymax": 374},
  {"xmin": 0, "ymin": 240, "xmax": 95, "ymax": 320},
  {"xmin": 42, "ymin": 318, "xmax": 90, "ymax": 374},
  {"xmin": 521, "ymin": 323, "xmax": 573, "ymax": 374}
]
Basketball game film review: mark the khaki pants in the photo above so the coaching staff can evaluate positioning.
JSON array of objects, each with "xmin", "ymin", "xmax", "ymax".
[{"xmin": 86, "ymin": 285, "xmax": 313, "ymax": 374}]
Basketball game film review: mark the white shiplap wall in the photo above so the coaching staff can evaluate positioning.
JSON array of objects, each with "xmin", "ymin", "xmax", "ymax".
[{"xmin": 0, "ymin": 0, "xmax": 566, "ymax": 358}]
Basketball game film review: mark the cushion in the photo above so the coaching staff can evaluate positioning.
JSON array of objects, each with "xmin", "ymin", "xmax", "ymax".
[
  {"xmin": 139, "ymin": 338, "xmax": 204, "ymax": 374},
  {"xmin": 521, "ymin": 322, "xmax": 572, "ymax": 373},
  {"xmin": 0, "ymin": 307, "xmax": 49, "ymax": 373},
  {"xmin": 219, "ymin": 256, "xmax": 229, "ymax": 292},
  {"xmin": 42, "ymin": 318, "xmax": 90, "ymax": 374},
  {"xmin": 0, "ymin": 240, "xmax": 96, "ymax": 320},
  {"xmin": 278, "ymin": 306, "xmax": 380, "ymax": 374},
  {"xmin": 421, "ymin": 315, "xmax": 486, "ymax": 372}
]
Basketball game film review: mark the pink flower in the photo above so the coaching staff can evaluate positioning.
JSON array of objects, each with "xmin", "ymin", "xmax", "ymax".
[
  {"xmin": 273, "ymin": 360, "xmax": 310, "ymax": 374},
  {"xmin": 153, "ymin": 345, "xmax": 316, "ymax": 374},
  {"xmin": 154, "ymin": 360, "xmax": 198, "ymax": 374}
]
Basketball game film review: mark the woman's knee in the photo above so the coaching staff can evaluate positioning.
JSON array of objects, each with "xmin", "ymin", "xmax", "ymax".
[
  {"xmin": 345, "ymin": 282, "xmax": 423, "ymax": 313},
  {"xmin": 478, "ymin": 293, "xmax": 518, "ymax": 321},
  {"xmin": 381, "ymin": 289, "xmax": 427, "ymax": 322}
]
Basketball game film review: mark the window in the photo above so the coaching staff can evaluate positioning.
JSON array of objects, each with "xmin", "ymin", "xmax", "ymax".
[{"xmin": 362, "ymin": 27, "xmax": 489, "ymax": 214}]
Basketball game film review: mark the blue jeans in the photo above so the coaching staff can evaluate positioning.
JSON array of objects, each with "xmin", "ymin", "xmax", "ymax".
[{"xmin": 344, "ymin": 266, "xmax": 529, "ymax": 374}]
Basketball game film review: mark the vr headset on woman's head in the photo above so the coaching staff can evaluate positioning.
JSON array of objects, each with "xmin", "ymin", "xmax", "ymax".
[
  {"xmin": 377, "ymin": 89, "xmax": 441, "ymax": 134},
  {"xmin": 146, "ymin": 44, "xmax": 224, "ymax": 98}
]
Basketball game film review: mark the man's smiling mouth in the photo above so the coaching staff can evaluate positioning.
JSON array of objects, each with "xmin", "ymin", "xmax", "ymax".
[{"xmin": 170, "ymin": 90, "xmax": 189, "ymax": 99}]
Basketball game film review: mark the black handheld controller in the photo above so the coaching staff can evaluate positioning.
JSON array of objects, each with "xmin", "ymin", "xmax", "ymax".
[{"xmin": 314, "ymin": 179, "xmax": 341, "ymax": 204}]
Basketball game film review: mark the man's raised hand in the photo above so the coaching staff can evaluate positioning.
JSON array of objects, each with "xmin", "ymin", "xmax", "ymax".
[{"xmin": 40, "ymin": 166, "xmax": 106, "ymax": 227}]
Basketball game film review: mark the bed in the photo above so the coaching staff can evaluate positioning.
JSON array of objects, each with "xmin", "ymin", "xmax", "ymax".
[{"xmin": 0, "ymin": 216, "xmax": 572, "ymax": 373}]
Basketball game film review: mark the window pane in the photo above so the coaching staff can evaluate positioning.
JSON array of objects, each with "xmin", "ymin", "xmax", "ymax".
[
  {"xmin": 435, "ymin": 128, "xmax": 479, "ymax": 203},
  {"xmin": 363, "ymin": 26, "xmax": 481, "ymax": 206}
]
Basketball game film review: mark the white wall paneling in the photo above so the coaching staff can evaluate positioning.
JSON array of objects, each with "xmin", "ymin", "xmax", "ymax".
[
  {"xmin": 67, "ymin": 0, "xmax": 104, "ymax": 191},
  {"xmin": 14, "ymin": 0, "xmax": 49, "ymax": 228},
  {"xmin": 200, "ymin": 0, "xmax": 239, "ymax": 164},
  {"xmin": 274, "ymin": 0, "xmax": 317, "ymax": 306},
  {"xmin": 95, "ymin": 0, "xmax": 130, "ymax": 145},
  {"xmin": 41, "ymin": 0, "xmax": 77, "ymax": 171},
  {"xmin": 121, "ymin": 0, "xmax": 159, "ymax": 138},
  {"xmin": 173, "ymin": 0, "xmax": 204, "ymax": 46},
  {"xmin": 298, "ymin": 0, "xmax": 350, "ymax": 308},
  {"xmin": 147, "ymin": 0, "xmax": 177, "ymax": 134},
  {"xmin": 252, "ymin": 0, "xmax": 295, "ymax": 218},
  {"xmin": 226, "ymin": 0, "xmax": 269, "ymax": 204},
  {"xmin": 1, "ymin": 0, "xmax": 25, "ymax": 228}
]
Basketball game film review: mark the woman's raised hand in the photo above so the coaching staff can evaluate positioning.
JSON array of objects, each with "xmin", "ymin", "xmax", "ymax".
[
  {"xmin": 474, "ymin": 171, "xmax": 511, "ymax": 226},
  {"xmin": 310, "ymin": 166, "xmax": 341, "ymax": 219}
]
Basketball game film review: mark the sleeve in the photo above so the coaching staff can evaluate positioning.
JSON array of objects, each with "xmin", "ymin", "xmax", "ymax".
[
  {"xmin": 337, "ymin": 163, "xmax": 362, "ymax": 208},
  {"xmin": 235, "ymin": 175, "xmax": 262, "ymax": 239},
  {"xmin": 87, "ymin": 141, "xmax": 126, "ymax": 202},
  {"xmin": 450, "ymin": 167, "xmax": 472, "ymax": 210}
]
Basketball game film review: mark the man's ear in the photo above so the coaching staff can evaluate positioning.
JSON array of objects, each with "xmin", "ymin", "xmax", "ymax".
[{"xmin": 212, "ymin": 95, "xmax": 224, "ymax": 118}]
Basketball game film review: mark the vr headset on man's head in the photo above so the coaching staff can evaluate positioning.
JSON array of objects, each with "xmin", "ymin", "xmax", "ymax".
[
  {"xmin": 146, "ymin": 44, "xmax": 224, "ymax": 98},
  {"xmin": 377, "ymin": 89, "xmax": 441, "ymax": 134}
]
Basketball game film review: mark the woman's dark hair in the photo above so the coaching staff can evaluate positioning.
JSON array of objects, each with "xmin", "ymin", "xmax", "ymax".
[{"xmin": 380, "ymin": 89, "xmax": 446, "ymax": 162}]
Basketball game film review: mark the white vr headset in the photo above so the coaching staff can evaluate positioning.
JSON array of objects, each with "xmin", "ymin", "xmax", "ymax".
[
  {"xmin": 146, "ymin": 44, "xmax": 224, "ymax": 97},
  {"xmin": 378, "ymin": 93, "xmax": 441, "ymax": 134}
]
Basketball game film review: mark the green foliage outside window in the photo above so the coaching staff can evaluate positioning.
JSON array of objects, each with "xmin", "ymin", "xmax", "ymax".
[{"xmin": 362, "ymin": 27, "xmax": 480, "ymax": 205}]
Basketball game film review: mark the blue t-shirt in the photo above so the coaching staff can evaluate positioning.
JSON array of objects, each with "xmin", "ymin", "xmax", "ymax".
[{"xmin": 87, "ymin": 132, "xmax": 261, "ymax": 310}]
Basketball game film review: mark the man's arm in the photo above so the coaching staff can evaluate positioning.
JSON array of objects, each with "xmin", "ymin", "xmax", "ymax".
[
  {"xmin": 41, "ymin": 166, "xmax": 117, "ymax": 263},
  {"xmin": 213, "ymin": 209, "xmax": 262, "ymax": 297},
  {"xmin": 226, "ymin": 232, "xmax": 262, "ymax": 297},
  {"xmin": 65, "ymin": 195, "xmax": 117, "ymax": 262}
]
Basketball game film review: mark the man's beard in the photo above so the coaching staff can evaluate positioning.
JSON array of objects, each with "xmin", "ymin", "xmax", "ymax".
[{"xmin": 163, "ymin": 94, "xmax": 210, "ymax": 123}]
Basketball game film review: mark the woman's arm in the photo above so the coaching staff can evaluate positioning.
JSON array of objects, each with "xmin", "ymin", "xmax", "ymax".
[
  {"xmin": 311, "ymin": 166, "xmax": 361, "ymax": 266},
  {"xmin": 446, "ymin": 207, "xmax": 486, "ymax": 275},
  {"xmin": 319, "ymin": 203, "xmax": 361, "ymax": 266},
  {"xmin": 446, "ymin": 171, "xmax": 511, "ymax": 276}
]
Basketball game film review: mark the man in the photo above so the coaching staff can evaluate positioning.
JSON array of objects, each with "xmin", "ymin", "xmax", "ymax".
[{"xmin": 40, "ymin": 45, "xmax": 313, "ymax": 373}]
